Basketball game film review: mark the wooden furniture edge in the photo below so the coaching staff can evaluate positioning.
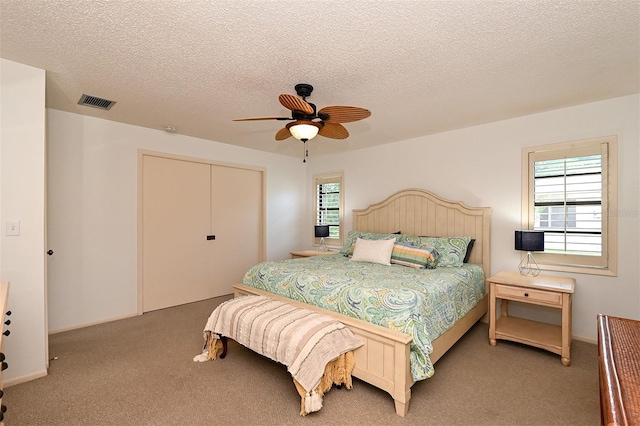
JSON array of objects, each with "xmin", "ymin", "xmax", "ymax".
[
  {"xmin": 597, "ymin": 313, "xmax": 636, "ymax": 426},
  {"xmin": 488, "ymin": 271, "xmax": 575, "ymax": 294},
  {"xmin": 0, "ymin": 281, "xmax": 9, "ymax": 426},
  {"xmin": 290, "ymin": 250, "xmax": 336, "ymax": 259},
  {"xmin": 0, "ymin": 282, "xmax": 8, "ymax": 322}
]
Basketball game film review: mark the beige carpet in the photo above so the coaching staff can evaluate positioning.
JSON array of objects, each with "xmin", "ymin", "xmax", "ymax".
[{"xmin": 4, "ymin": 295, "xmax": 599, "ymax": 425}]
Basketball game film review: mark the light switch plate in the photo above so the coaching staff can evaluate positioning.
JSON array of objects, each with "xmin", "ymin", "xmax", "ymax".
[{"xmin": 6, "ymin": 220, "xmax": 20, "ymax": 236}]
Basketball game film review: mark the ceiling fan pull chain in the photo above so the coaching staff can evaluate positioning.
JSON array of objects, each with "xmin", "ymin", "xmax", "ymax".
[{"xmin": 303, "ymin": 140, "xmax": 306, "ymax": 163}]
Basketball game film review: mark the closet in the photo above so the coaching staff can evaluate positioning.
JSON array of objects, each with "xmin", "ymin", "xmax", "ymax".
[{"xmin": 139, "ymin": 152, "xmax": 264, "ymax": 312}]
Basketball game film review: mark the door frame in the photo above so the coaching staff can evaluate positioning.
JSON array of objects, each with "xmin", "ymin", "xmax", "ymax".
[{"xmin": 137, "ymin": 150, "xmax": 266, "ymax": 315}]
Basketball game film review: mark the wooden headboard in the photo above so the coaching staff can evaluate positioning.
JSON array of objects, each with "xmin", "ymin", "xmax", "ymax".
[{"xmin": 352, "ymin": 188, "xmax": 492, "ymax": 280}]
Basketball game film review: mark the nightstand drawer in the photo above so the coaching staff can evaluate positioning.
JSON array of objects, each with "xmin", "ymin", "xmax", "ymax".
[{"xmin": 494, "ymin": 284, "xmax": 561, "ymax": 306}]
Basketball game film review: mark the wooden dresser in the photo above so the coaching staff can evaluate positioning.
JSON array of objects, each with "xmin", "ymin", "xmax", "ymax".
[
  {"xmin": 597, "ymin": 314, "xmax": 640, "ymax": 425},
  {"xmin": 0, "ymin": 282, "xmax": 9, "ymax": 425}
]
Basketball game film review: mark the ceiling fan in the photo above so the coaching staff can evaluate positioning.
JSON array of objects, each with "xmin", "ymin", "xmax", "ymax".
[{"xmin": 233, "ymin": 84, "xmax": 371, "ymax": 161}]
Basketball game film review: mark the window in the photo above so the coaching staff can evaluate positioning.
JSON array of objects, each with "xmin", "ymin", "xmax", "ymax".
[
  {"xmin": 314, "ymin": 173, "xmax": 343, "ymax": 248},
  {"xmin": 521, "ymin": 136, "xmax": 617, "ymax": 276}
]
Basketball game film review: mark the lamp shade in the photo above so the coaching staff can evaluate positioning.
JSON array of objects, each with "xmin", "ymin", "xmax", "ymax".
[
  {"xmin": 515, "ymin": 230, "xmax": 544, "ymax": 252},
  {"xmin": 288, "ymin": 120, "xmax": 321, "ymax": 141},
  {"xmin": 315, "ymin": 225, "xmax": 330, "ymax": 238}
]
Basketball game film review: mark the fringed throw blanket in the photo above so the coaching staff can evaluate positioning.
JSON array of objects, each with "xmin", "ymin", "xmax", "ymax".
[{"xmin": 195, "ymin": 295, "xmax": 363, "ymax": 415}]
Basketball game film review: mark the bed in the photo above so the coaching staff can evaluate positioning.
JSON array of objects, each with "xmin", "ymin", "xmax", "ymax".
[{"xmin": 233, "ymin": 188, "xmax": 491, "ymax": 416}]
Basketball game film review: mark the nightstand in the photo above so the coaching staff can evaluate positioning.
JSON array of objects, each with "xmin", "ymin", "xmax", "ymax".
[
  {"xmin": 290, "ymin": 250, "xmax": 335, "ymax": 259},
  {"xmin": 488, "ymin": 270, "xmax": 575, "ymax": 366}
]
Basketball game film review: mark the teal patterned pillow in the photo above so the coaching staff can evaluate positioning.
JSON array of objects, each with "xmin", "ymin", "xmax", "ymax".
[
  {"xmin": 340, "ymin": 231, "xmax": 401, "ymax": 256},
  {"xmin": 398, "ymin": 235, "xmax": 472, "ymax": 267}
]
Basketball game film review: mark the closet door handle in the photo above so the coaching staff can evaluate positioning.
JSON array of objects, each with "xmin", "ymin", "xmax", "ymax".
[
  {"xmin": 47, "ymin": 249, "xmax": 54, "ymax": 256},
  {"xmin": 206, "ymin": 235, "xmax": 216, "ymax": 241}
]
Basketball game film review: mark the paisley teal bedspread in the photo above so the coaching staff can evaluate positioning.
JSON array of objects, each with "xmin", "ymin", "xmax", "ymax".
[{"xmin": 241, "ymin": 253, "xmax": 485, "ymax": 381}]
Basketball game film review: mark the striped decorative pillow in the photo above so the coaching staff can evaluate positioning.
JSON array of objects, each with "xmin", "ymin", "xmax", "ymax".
[
  {"xmin": 391, "ymin": 243, "xmax": 439, "ymax": 269},
  {"xmin": 398, "ymin": 235, "xmax": 471, "ymax": 267}
]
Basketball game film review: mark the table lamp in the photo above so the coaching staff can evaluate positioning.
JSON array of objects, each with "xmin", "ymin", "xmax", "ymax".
[
  {"xmin": 315, "ymin": 225, "xmax": 330, "ymax": 251},
  {"xmin": 515, "ymin": 230, "xmax": 545, "ymax": 276}
]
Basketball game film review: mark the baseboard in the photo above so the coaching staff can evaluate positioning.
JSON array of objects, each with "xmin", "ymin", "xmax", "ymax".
[
  {"xmin": 4, "ymin": 369, "xmax": 47, "ymax": 388},
  {"xmin": 573, "ymin": 335, "xmax": 597, "ymax": 345},
  {"xmin": 48, "ymin": 312, "xmax": 138, "ymax": 335}
]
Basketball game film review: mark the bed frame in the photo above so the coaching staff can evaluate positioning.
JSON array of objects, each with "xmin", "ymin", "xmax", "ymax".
[{"xmin": 234, "ymin": 188, "xmax": 491, "ymax": 416}]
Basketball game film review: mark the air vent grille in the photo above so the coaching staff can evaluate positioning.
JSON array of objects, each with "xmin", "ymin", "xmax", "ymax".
[{"xmin": 77, "ymin": 94, "xmax": 116, "ymax": 110}]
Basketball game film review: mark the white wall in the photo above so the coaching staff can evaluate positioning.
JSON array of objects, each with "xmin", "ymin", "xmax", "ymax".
[
  {"xmin": 46, "ymin": 110, "xmax": 308, "ymax": 332},
  {"xmin": 4, "ymin": 53, "xmax": 637, "ymax": 385},
  {"xmin": 0, "ymin": 59, "xmax": 48, "ymax": 383},
  {"xmin": 306, "ymin": 94, "xmax": 640, "ymax": 342}
]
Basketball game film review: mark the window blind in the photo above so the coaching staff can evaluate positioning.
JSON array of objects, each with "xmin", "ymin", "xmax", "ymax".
[{"xmin": 533, "ymin": 154, "xmax": 603, "ymax": 256}]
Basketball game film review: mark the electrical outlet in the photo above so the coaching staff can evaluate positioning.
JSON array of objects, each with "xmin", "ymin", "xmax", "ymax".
[{"xmin": 6, "ymin": 220, "xmax": 20, "ymax": 236}]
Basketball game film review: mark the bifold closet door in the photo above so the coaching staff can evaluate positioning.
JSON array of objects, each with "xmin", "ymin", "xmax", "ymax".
[
  {"xmin": 142, "ymin": 154, "xmax": 263, "ymax": 313},
  {"xmin": 209, "ymin": 165, "xmax": 262, "ymax": 289},
  {"xmin": 142, "ymin": 156, "xmax": 215, "ymax": 312}
]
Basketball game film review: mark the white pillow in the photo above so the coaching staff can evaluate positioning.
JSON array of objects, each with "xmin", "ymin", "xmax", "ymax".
[{"xmin": 350, "ymin": 237, "xmax": 396, "ymax": 265}]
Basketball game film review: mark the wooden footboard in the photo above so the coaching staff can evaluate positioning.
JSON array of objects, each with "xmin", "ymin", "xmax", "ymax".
[{"xmin": 233, "ymin": 283, "xmax": 487, "ymax": 416}]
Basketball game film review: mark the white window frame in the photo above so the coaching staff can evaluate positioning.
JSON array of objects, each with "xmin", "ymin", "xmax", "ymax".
[
  {"xmin": 521, "ymin": 136, "xmax": 618, "ymax": 276},
  {"xmin": 313, "ymin": 173, "xmax": 344, "ymax": 249}
]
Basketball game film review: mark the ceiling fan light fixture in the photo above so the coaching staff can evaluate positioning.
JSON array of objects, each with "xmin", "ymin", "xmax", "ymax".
[{"xmin": 287, "ymin": 120, "xmax": 321, "ymax": 141}]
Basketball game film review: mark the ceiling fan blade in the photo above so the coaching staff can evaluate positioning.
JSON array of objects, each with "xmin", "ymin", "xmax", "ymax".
[
  {"xmin": 233, "ymin": 116, "xmax": 291, "ymax": 121},
  {"xmin": 279, "ymin": 94, "xmax": 314, "ymax": 114},
  {"xmin": 275, "ymin": 127, "xmax": 292, "ymax": 141},
  {"xmin": 318, "ymin": 106, "xmax": 371, "ymax": 123},
  {"xmin": 318, "ymin": 122, "xmax": 349, "ymax": 139}
]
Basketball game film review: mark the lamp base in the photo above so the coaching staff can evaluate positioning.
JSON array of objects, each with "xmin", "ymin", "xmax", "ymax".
[
  {"xmin": 318, "ymin": 237, "xmax": 327, "ymax": 251},
  {"xmin": 519, "ymin": 252, "xmax": 541, "ymax": 276}
]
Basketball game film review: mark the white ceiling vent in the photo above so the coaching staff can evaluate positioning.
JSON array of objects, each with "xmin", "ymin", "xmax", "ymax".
[{"xmin": 77, "ymin": 94, "xmax": 116, "ymax": 110}]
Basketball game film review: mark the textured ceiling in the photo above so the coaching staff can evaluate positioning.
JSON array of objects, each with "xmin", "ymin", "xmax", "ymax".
[{"xmin": 1, "ymin": 0, "xmax": 638, "ymax": 158}]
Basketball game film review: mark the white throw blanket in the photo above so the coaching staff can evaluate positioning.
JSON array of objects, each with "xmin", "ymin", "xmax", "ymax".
[{"xmin": 199, "ymin": 295, "xmax": 363, "ymax": 396}]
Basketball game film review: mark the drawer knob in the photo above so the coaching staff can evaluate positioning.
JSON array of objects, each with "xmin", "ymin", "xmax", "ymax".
[{"xmin": 524, "ymin": 293, "xmax": 529, "ymax": 297}]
